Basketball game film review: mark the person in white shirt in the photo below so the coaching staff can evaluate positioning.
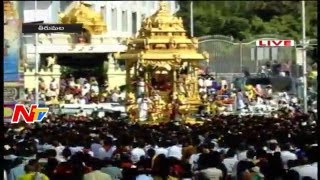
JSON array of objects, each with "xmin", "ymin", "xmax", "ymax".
[
  {"xmin": 267, "ymin": 140, "xmax": 281, "ymax": 154},
  {"xmin": 137, "ymin": 94, "xmax": 152, "ymax": 122},
  {"xmin": 68, "ymin": 78, "xmax": 75, "ymax": 88},
  {"xmin": 136, "ymin": 174, "xmax": 153, "ymax": 180},
  {"xmin": 131, "ymin": 142, "xmax": 146, "ymax": 164},
  {"xmin": 198, "ymin": 77, "xmax": 206, "ymax": 93},
  {"xmin": 289, "ymin": 145, "xmax": 318, "ymax": 180},
  {"xmin": 64, "ymin": 93, "xmax": 73, "ymax": 104},
  {"xmin": 167, "ymin": 143, "xmax": 182, "ymax": 160},
  {"xmin": 111, "ymin": 91, "xmax": 120, "ymax": 102},
  {"xmin": 53, "ymin": 141, "xmax": 65, "ymax": 161},
  {"xmin": 98, "ymin": 137, "xmax": 117, "ymax": 160},
  {"xmin": 204, "ymin": 76, "xmax": 212, "ymax": 93},
  {"xmin": 136, "ymin": 77, "xmax": 146, "ymax": 97},
  {"xmin": 69, "ymin": 146, "xmax": 84, "ymax": 155},
  {"xmin": 82, "ymin": 81, "xmax": 91, "ymax": 96},
  {"xmin": 91, "ymin": 83, "xmax": 99, "ymax": 94},
  {"xmin": 222, "ymin": 149, "xmax": 238, "ymax": 176},
  {"xmin": 4, "ymin": 170, "xmax": 7, "ymax": 180},
  {"xmin": 91, "ymin": 139, "xmax": 103, "ymax": 158},
  {"xmin": 189, "ymin": 153, "xmax": 200, "ymax": 172},
  {"xmin": 78, "ymin": 77, "xmax": 85, "ymax": 85},
  {"xmin": 78, "ymin": 96, "xmax": 86, "ymax": 105},
  {"xmin": 280, "ymin": 143, "xmax": 297, "ymax": 169},
  {"xmin": 49, "ymin": 78, "xmax": 58, "ymax": 95},
  {"xmin": 221, "ymin": 79, "xmax": 228, "ymax": 89},
  {"xmin": 290, "ymin": 163, "xmax": 318, "ymax": 180},
  {"xmin": 155, "ymin": 142, "xmax": 169, "ymax": 157}
]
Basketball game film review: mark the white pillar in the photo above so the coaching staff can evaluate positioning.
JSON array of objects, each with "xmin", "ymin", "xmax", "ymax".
[
  {"xmin": 190, "ymin": 1, "xmax": 194, "ymax": 37},
  {"xmin": 34, "ymin": 1, "xmax": 39, "ymax": 104},
  {"xmin": 301, "ymin": 1, "xmax": 308, "ymax": 113}
]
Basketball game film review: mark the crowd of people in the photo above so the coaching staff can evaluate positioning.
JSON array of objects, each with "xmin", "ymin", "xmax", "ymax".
[
  {"xmin": 24, "ymin": 75, "xmax": 125, "ymax": 105},
  {"xmin": 258, "ymin": 61, "xmax": 292, "ymax": 78},
  {"xmin": 9, "ymin": 62, "xmax": 317, "ymax": 180},
  {"xmin": 4, "ymin": 107, "xmax": 317, "ymax": 180},
  {"xmin": 196, "ymin": 73, "xmax": 292, "ymax": 116}
]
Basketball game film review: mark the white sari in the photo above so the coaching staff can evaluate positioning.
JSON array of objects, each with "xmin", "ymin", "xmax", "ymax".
[{"xmin": 137, "ymin": 98, "xmax": 151, "ymax": 121}]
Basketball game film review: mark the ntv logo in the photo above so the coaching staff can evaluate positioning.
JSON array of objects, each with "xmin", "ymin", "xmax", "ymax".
[{"xmin": 11, "ymin": 104, "xmax": 49, "ymax": 123}]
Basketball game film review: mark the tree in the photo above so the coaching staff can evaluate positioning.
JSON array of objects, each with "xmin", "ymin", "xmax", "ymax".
[{"xmin": 176, "ymin": 1, "xmax": 317, "ymax": 41}]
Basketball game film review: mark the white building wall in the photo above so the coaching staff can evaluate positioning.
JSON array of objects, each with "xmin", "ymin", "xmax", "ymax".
[
  {"xmin": 97, "ymin": 1, "xmax": 179, "ymax": 38},
  {"xmin": 21, "ymin": 1, "xmax": 179, "ymax": 89},
  {"xmin": 23, "ymin": 1, "xmax": 53, "ymax": 23},
  {"xmin": 22, "ymin": 0, "xmax": 179, "ymax": 65},
  {"xmin": 22, "ymin": 1, "xmax": 179, "ymax": 37}
]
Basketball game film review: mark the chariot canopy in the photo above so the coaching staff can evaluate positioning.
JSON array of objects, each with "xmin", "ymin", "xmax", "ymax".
[{"xmin": 116, "ymin": 1, "xmax": 209, "ymax": 122}]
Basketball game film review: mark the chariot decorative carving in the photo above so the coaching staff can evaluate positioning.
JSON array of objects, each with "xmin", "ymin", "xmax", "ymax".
[{"xmin": 4, "ymin": 1, "xmax": 17, "ymax": 20}]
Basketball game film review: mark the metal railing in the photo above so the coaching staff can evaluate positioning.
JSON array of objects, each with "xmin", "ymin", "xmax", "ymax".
[{"xmin": 198, "ymin": 35, "xmax": 316, "ymax": 77}]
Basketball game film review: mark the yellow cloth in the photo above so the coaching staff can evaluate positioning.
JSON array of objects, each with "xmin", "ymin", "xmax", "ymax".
[
  {"xmin": 83, "ymin": 170, "xmax": 112, "ymax": 180},
  {"xmin": 18, "ymin": 172, "xmax": 49, "ymax": 180},
  {"xmin": 309, "ymin": 71, "xmax": 317, "ymax": 79},
  {"xmin": 168, "ymin": 176, "xmax": 179, "ymax": 180},
  {"xmin": 154, "ymin": 176, "xmax": 178, "ymax": 180},
  {"xmin": 210, "ymin": 102, "xmax": 219, "ymax": 115},
  {"xmin": 245, "ymin": 85, "xmax": 253, "ymax": 90}
]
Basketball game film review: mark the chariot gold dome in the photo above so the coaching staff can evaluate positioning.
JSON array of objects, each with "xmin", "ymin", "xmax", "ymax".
[
  {"xmin": 140, "ymin": 1, "xmax": 185, "ymax": 33},
  {"xmin": 118, "ymin": 0, "xmax": 209, "ymax": 64}
]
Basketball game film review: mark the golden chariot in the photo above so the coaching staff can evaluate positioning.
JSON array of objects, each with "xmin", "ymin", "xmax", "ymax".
[{"xmin": 116, "ymin": 2, "xmax": 209, "ymax": 123}]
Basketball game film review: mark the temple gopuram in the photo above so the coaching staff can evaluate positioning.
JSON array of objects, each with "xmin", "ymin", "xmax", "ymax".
[
  {"xmin": 116, "ymin": 2, "xmax": 209, "ymax": 123},
  {"xmin": 59, "ymin": 2, "xmax": 107, "ymax": 35}
]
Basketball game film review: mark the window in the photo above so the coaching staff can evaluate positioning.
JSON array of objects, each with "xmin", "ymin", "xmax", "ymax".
[
  {"xmin": 132, "ymin": 12, "xmax": 137, "ymax": 34},
  {"xmin": 263, "ymin": 47, "xmax": 270, "ymax": 60},
  {"xmin": 271, "ymin": 48, "xmax": 278, "ymax": 60},
  {"xmin": 257, "ymin": 47, "xmax": 270, "ymax": 61},
  {"xmin": 251, "ymin": 47, "xmax": 255, "ymax": 61},
  {"xmin": 122, "ymin": 11, "xmax": 128, "ymax": 32},
  {"xmin": 60, "ymin": 1, "xmax": 72, "ymax": 12},
  {"xmin": 111, "ymin": 8, "xmax": 117, "ymax": 31}
]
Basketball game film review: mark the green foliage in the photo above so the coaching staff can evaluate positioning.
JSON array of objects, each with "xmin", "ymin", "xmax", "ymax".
[{"xmin": 177, "ymin": 1, "xmax": 317, "ymax": 41}]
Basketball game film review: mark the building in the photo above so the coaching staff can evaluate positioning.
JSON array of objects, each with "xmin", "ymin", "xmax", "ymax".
[
  {"xmin": 23, "ymin": 1, "xmax": 179, "ymax": 37},
  {"xmin": 21, "ymin": 1, "xmax": 180, "ymax": 91}
]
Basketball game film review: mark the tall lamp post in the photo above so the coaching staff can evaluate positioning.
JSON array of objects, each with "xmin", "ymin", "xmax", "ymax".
[
  {"xmin": 301, "ymin": 1, "xmax": 308, "ymax": 113},
  {"xmin": 34, "ymin": 1, "xmax": 40, "ymax": 105},
  {"xmin": 190, "ymin": 1, "xmax": 194, "ymax": 37}
]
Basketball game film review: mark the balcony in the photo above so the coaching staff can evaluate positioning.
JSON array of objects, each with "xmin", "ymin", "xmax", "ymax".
[
  {"xmin": 23, "ymin": 33, "xmax": 124, "ymax": 45},
  {"xmin": 23, "ymin": 33, "xmax": 127, "ymax": 54}
]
